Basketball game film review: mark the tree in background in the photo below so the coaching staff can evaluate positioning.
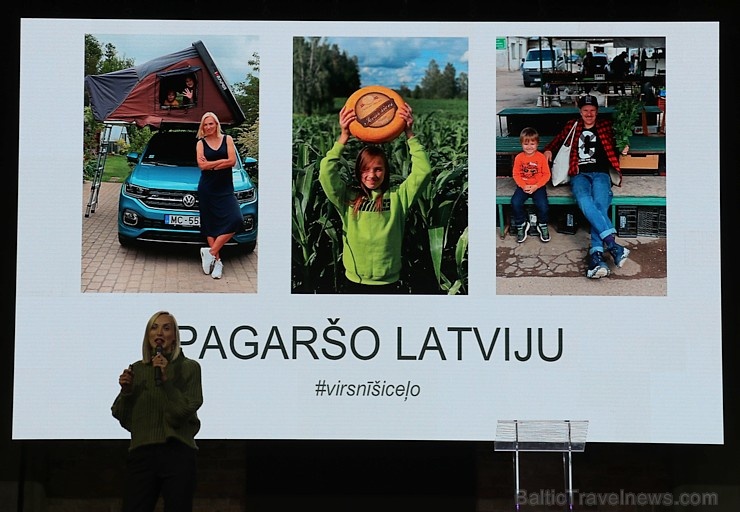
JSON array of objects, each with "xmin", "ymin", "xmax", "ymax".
[
  {"xmin": 232, "ymin": 52, "xmax": 260, "ymax": 165},
  {"xmin": 84, "ymin": 35, "xmax": 103, "ymax": 77},
  {"xmin": 419, "ymin": 60, "xmax": 460, "ymax": 99},
  {"xmin": 293, "ymin": 37, "xmax": 360, "ymax": 116},
  {"xmin": 455, "ymin": 72, "xmax": 468, "ymax": 99},
  {"xmin": 398, "ymin": 84, "xmax": 413, "ymax": 99},
  {"xmin": 85, "ymin": 35, "xmax": 134, "ymax": 77},
  {"xmin": 233, "ymin": 52, "xmax": 259, "ymax": 128}
]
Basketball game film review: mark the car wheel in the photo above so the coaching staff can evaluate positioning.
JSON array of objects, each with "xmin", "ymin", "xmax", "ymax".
[
  {"xmin": 118, "ymin": 234, "xmax": 136, "ymax": 248},
  {"xmin": 240, "ymin": 240, "xmax": 257, "ymax": 254}
]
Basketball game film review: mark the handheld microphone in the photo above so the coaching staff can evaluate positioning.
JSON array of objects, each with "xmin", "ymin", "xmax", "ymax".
[{"xmin": 154, "ymin": 344, "xmax": 163, "ymax": 386}]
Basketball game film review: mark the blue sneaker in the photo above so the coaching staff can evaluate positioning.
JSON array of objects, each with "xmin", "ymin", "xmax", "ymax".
[
  {"xmin": 586, "ymin": 251, "xmax": 610, "ymax": 279},
  {"xmin": 608, "ymin": 243, "xmax": 630, "ymax": 268}
]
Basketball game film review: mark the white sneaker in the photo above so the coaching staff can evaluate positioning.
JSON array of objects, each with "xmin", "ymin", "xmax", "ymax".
[
  {"xmin": 211, "ymin": 259, "xmax": 223, "ymax": 279},
  {"xmin": 200, "ymin": 247, "xmax": 215, "ymax": 274}
]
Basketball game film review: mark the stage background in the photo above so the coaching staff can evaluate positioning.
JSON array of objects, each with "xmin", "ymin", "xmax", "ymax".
[
  {"xmin": 5, "ymin": 2, "xmax": 736, "ymax": 511},
  {"xmin": 14, "ymin": 19, "xmax": 722, "ymax": 444}
]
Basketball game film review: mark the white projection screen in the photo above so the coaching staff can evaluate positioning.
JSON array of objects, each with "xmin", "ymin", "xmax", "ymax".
[{"xmin": 15, "ymin": 19, "xmax": 721, "ymax": 443}]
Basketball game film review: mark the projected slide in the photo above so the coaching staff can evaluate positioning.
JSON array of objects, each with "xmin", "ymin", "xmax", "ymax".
[{"xmin": 15, "ymin": 19, "xmax": 721, "ymax": 443}]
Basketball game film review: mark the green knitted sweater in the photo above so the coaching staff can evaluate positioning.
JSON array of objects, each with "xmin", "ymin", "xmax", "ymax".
[
  {"xmin": 112, "ymin": 351, "xmax": 202, "ymax": 451},
  {"xmin": 319, "ymin": 137, "xmax": 432, "ymax": 285}
]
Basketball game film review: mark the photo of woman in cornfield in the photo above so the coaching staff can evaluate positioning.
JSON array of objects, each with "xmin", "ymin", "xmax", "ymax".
[{"xmin": 292, "ymin": 36, "xmax": 469, "ymax": 295}]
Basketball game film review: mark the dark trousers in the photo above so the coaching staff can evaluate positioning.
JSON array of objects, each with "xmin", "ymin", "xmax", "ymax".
[
  {"xmin": 511, "ymin": 186, "xmax": 549, "ymax": 225},
  {"xmin": 122, "ymin": 439, "xmax": 197, "ymax": 512}
]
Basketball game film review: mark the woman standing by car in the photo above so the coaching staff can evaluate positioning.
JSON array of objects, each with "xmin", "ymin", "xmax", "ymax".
[{"xmin": 195, "ymin": 111, "xmax": 243, "ymax": 279}]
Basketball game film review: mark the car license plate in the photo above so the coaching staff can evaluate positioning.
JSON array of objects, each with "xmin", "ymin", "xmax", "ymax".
[{"xmin": 165, "ymin": 214, "xmax": 200, "ymax": 227}]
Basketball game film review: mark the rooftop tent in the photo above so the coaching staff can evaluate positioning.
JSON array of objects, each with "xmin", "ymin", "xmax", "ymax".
[{"xmin": 85, "ymin": 40, "xmax": 245, "ymax": 129}]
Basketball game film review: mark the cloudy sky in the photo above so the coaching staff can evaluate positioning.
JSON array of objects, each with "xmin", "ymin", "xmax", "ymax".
[{"xmin": 322, "ymin": 36, "xmax": 468, "ymax": 89}]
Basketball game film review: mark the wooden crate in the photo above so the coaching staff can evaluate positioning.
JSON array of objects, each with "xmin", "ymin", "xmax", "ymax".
[{"xmin": 620, "ymin": 154, "xmax": 659, "ymax": 169}]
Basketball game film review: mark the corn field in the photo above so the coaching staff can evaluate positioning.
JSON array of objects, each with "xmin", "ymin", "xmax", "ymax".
[{"xmin": 292, "ymin": 111, "xmax": 469, "ymax": 294}]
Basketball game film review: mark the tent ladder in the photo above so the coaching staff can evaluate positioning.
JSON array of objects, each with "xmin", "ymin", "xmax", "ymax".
[{"xmin": 85, "ymin": 124, "xmax": 113, "ymax": 217}]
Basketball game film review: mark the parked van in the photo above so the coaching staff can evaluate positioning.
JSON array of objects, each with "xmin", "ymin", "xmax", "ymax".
[{"xmin": 521, "ymin": 47, "xmax": 566, "ymax": 87}]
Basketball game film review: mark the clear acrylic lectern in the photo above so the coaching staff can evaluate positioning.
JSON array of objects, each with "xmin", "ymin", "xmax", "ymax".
[{"xmin": 494, "ymin": 420, "xmax": 589, "ymax": 510}]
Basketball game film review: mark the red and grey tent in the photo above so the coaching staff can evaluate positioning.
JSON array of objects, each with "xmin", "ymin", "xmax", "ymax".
[{"xmin": 85, "ymin": 40, "xmax": 245, "ymax": 129}]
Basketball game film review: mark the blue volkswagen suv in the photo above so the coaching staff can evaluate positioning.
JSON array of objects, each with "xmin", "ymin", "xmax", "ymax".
[{"xmin": 118, "ymin": 130, "xmax": 258, "ymax": 253}]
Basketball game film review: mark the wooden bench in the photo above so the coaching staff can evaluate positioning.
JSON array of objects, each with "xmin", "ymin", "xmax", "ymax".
[{"xmin": 495, "ymin": 175, "xmax": 666, "ymax": 238}]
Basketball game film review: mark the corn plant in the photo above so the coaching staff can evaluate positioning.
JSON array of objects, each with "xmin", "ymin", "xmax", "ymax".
[
  {"xmin": 291, "ymin": 117, "xmax": 344, "ymax": 293},
  {"xmin": 400, "ymin": 112, "xmax": 469, "ymax": 294}
]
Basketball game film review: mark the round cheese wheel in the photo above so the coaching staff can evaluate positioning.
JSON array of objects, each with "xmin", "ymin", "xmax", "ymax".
[{"xmin": 345, "ymin": 86, "xmax": 406, "ymax": 143}]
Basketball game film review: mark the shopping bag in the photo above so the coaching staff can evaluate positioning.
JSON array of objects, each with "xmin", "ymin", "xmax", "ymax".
[{"xmin": 551, "ymin": 122, "xmax": 577, "ymax": 186}]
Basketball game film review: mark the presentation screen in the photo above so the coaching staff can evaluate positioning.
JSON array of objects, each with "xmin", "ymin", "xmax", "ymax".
[{"xmin": 15, "ymin": 19, "xmax": 721, "ymax": 443}]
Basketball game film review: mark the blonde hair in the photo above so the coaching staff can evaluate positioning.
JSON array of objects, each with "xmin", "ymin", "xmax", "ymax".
[
  {"xmin": 141, "ymin": 311, "xmax": 181, "ymax": 363},
  {"xmin": 196, "ymin": 111, "xmax": 223, "ymax": 139}
]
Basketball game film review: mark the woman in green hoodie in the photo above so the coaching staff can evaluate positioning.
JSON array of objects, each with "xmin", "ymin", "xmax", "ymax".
[{"xmin": 319, "ymin": 102, "xmax": 432, "ymax": 293}]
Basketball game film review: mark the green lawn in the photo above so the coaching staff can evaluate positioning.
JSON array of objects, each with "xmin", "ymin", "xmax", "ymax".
[{"xmin": 103, "ymin": 154, "xmax": 132, "ymax": 182}]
